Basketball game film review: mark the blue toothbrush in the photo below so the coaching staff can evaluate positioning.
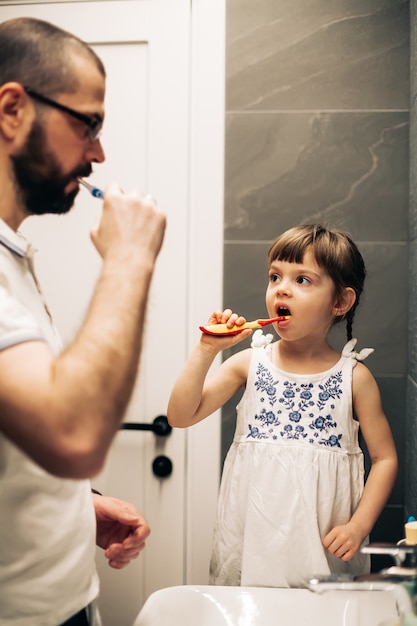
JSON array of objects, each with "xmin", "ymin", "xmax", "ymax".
[{"xmin": 78, "ymin": 178, "xmax": 104, "ymax": 199}]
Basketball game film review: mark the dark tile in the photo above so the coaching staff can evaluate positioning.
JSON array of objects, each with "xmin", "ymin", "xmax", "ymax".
[
  {"xmin": 223, "ymin": 242, "xmax": 270, "ymax": 321},
  {"xmin": 225, "ymin": 112, "xmax": 409, "ymax": 241},
  {"xmin": 408, "ymin": 241, "xmax": 417, "ymax": 381},
  {"xmin": 406, "ymin": 377, "xmax": 417, "ymax": 514},
  {"xmin": 344, "ymin": 243, "xmax": 408, "ymax": 377},
  {"xmin": 411, "ymin": 0, "xmax": 417, "ymax": 106},
  {"xmin": 371, "ymin": 505, "xmax": 405, "ymax": 543},
  {"xmin": 370, "ymin": 505, "xmax": 405, "ymax": 571},
  {"xmin": 410, "ymin": 107, "xmax": 417, "ymax": 240},
  {"xmin": 227, "ymin": 0, "xmax": 409, "ymax": 110}
]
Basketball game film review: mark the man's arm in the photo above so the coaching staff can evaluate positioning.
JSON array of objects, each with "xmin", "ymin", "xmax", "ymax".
[{"xmin": 0, "ymin": 185, "xmax": 166, "ymax": 478}]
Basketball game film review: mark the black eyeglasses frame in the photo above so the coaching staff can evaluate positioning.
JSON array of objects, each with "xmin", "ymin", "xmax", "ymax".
[{"xmin": 24, "ymin": 86, "xmax": 103, "ymax": 142}]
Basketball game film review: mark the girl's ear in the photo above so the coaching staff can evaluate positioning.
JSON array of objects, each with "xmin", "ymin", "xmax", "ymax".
[{"xmin": 333, "ymin": 287, "xmax": 356, "ymax": 317}]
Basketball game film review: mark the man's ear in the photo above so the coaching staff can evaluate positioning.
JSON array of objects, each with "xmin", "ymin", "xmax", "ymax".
[
  {"xmin": 0, "ymin": 82, "xmax": 34, "ymax": 141},
  {"xmin": 333, "ymin": 287, "xmax": 356, "ymax": 317}
]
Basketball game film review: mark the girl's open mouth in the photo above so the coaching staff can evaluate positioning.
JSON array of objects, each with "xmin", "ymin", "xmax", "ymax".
[{"xmin": 277, "ymin": 306, "xmax": 291, "ymax": 317}]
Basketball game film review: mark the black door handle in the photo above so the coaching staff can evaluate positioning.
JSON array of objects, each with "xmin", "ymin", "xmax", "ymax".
[
  {"xmin": 152, "ymin": 455, "xmax": 173, "ymax": 478},
  {"xmin": 120, "ymin": 415, "xmax": 172, "ymax": 437}
]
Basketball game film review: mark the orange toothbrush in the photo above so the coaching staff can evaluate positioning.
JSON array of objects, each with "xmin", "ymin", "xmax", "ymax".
[{"xmin": 199, "ymin": 315, "xmax": 290, "ymax": 336}]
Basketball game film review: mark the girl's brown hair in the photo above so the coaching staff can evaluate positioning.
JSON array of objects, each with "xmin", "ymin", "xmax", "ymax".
[{"xmin": 267, "ymin": 224, "xmax": 365, "ymax": 341}]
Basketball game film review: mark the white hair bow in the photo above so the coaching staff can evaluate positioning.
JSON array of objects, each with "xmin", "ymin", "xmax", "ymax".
[
  {"xmin": 342, "ymin": 338, "xmax": 374, "ymax": 361},
  {"xmin": 251, "ymin": 329, "xmax": 274, "ymax": 348}
]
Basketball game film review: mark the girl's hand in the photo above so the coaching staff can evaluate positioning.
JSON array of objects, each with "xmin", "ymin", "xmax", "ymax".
[
  {"xmin": 206, "ymin": 308, "xmax": 246, "ymax": 328},
  {"xmin": 322, "ymin": 521, "xmax": 365, "ymax": 561},
  {"xmin": 201, "ymin": 309, "xmax": 252, "ymax": 348}
]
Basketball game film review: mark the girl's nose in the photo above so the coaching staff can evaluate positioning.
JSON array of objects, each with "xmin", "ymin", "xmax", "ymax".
[{"xmin": 275, "ymin": 278, "xmax": 291, "ymax": 295}]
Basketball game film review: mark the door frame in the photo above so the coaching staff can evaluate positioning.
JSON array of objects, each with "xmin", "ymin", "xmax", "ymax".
[{"xmin": 185, "ymin": 0, "xmax": 225, "ymax": 583}]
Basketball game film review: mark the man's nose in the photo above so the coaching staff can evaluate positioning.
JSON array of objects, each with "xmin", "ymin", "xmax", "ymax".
[{"xmin": 85, "ymin": 138, "xmax": 105, "ymax": 164}]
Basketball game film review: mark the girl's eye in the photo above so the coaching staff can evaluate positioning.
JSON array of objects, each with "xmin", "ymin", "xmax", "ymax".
[
  {"xmin": 269, "ymin": 273, "xmax": 280, "ymax": 283},
  {"xmin": 296, "ymin": 276, "xmax": 311, "ymax": 285}
]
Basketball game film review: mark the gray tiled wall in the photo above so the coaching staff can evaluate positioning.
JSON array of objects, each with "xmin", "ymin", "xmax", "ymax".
[
  {"xmin": 407, "ymin": 0, "xmax": 417, "ymax": 516},
  {"xmin": 222, "ymin": 0, "xmax": 409, "ymax": 545}
]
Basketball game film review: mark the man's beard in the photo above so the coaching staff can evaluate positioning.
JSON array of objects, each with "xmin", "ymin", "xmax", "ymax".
[{"xmin": 10, "ymin": 119, "xmax": 91, "ymax": 216}]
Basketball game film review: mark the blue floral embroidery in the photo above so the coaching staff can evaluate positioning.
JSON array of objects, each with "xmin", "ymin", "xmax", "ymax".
[
  {"xmin": 254, "ymin": 408, "xmax": 280, "ymax": 428},
  {"xmin": 279, "ymin": 423, "xmax": 308, "ymax": 440},
  {"xmin": 247, "ymin": 359, "xmax": 344, "ymax": 447},
  {"xmin": 254, "ymin": 363, "xmax": 279, "ymax": 406},
  {"xmin": 317, "ymin": 372, "xmax": 343, "ymax": 410},
  {"xmin": 309, "ymin": 413, "xmax": 337, "ymax": 436},
  {"xmin": 320, "ymin": 434, "xmax": 342, "ymax": 447},
  {"xmin": 247, "ymin": 424, "xmax": 268, "ymax": 439}
]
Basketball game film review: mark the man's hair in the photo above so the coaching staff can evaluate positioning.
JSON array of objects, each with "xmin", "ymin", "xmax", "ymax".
[
  {"xmin": 0, "ymin": 17, "xmax": 105, "ymax": 96},
  {"xmin": 267, "ymin": 224, "xmax": 366, "ymax": 341}
]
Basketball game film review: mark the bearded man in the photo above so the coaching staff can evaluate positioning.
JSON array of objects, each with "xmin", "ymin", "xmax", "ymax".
[{"xmin": 0, "ymin": 17, "xmax": 166, "ymax": 626}]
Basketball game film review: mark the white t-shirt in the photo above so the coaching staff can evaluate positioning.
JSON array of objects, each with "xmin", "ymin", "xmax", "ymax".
[{"xmin": 0, "ymin": 219, "xmax": 99, "ymax": 625}]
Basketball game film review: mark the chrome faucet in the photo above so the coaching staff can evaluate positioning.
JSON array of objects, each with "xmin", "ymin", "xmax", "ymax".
[{"xmin": 307, "ymin": 543, "xmax": 417, "ymax": 624}]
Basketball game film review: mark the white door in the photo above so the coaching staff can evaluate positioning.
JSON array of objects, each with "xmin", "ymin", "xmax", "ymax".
[{"xmin": 0, "ymin": 1, "xmax": 225, "ymax": 625}]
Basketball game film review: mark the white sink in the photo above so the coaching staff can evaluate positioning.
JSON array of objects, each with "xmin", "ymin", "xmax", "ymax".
[{"xmin": 133, "ymin": 585, "xmax": 399, "ymax": 626}]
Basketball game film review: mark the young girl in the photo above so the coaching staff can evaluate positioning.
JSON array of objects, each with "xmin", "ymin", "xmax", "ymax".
[{"xmin": 167, "ymin": 224, "xmax": 398, "ymax": 588}]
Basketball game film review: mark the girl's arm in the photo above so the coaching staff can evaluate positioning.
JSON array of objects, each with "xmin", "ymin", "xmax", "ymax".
[
  {"xmin": 323, "ymin": 362, "xmax": 398, "ymax": 561},
  {"xmin": 167, "ymin": 309, "xmax": 252, "ymax": 428}
]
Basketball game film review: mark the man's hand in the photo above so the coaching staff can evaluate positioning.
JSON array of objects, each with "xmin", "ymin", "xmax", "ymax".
[
  {"xmin": 90, "ymin": 184, "xmax": 166, "ymax": 266},
  {"xmin": 93, "ymin": 494, "xmax": 151, "ymax": 569}
]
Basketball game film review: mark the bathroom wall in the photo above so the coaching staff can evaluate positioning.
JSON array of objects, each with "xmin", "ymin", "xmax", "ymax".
[
  {"xmin": 407, "ymin": 0, "xmax": 417, "ymax": 515},
  {"xmin": 222, "ymin": 0, "xmax": 410, "ymax": 549}
]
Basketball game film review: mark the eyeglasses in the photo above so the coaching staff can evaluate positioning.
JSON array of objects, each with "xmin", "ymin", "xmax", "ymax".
[{"xmin": 24, "ymin": 86, "xmax": 103, "ymax": 142}]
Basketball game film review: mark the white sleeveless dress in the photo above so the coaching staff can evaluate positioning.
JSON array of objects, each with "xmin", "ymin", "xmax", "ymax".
[{"xmin": 209, "ymin": 334, "xmax": 371, "ymax": 588}]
